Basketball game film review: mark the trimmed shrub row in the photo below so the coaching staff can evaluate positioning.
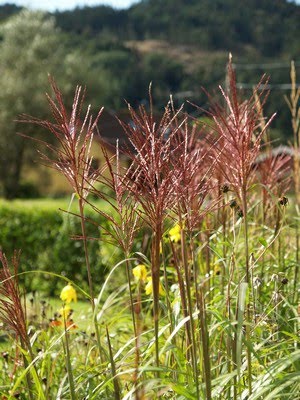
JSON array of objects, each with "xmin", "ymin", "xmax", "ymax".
[{"xmin": 0, "ymin": 201, "xmax": 113, "ymax": 295}]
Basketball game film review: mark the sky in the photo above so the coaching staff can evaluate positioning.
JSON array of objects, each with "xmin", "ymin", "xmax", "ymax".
[
  {"xmin": 0, "ymin": 0, "xmax": 299, "ymax": 11},
  {"xmin": 0, "ymin": 0, "xmax": 139, "ymax": 11}
]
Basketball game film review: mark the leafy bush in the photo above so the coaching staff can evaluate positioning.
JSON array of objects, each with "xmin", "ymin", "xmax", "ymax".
[
  {"xmin": 15, "ymin": 181, "xmax": 41, "ymax": 198},
  {"xmin": 0, "ymin": 201, "xmax": 113, "ymax": 294}
]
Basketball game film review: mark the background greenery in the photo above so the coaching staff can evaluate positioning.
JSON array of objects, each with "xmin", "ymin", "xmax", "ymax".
[{"xmin": 0, "ymin": 199, "xmax": 120, "ymax": 294}]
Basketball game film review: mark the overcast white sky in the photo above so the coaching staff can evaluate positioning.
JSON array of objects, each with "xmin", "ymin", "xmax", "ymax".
[
  {"xmin": 0, "ymin": 0, "xmax": 139, "ymax": 11},
  {"xmin": 0, "ymin": 0, "xmax": 299, "ymax": 12}
]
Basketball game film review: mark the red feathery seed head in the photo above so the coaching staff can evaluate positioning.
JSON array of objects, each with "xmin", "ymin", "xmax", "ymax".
[
  {"xmin": 120, "ymin": 98, "xmax": 186, "ymax": 231},
  {"xmin": 256, "ymin": 151, "xmax": 292, "ymax": 209},
  {"xmin": 118, "ymin": 94, "xmax": 221, "ymax": 232},
  {"xmin": 203, "ymin": 62, "xmax": 276, "ymax": 202},
  {"xmin": 170, "ymin": 119, "xmax": 220, "ymax": 231},
  {"xmin": 0, "ymin": 251, "xmax": 28, "ymax": 348},
  {"xmin": 21, "ymin": 77, "xmax": 103, "ymax": 199}
]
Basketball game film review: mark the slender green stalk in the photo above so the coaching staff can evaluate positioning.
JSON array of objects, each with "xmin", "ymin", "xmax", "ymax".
[
  {"xmin": 125, "ymin": 257, "xmax": 137, "ymax": 337},
  {"xmin": 162, "ymin": 242, "xmax": 177, "ymax": 379},
  {"xmin": 241, "ymin": 189, "xmax": 252, "ymax": 396},
  {"xmin": 221, "ymin": 197, "xmax": 227, "ymax": 295},
  {"xmin": 124, "ymin": 256, "xmax": 141, "ymax": 399},
  {"xmin": 294, "ymin": 218, "xmax": 299, "ymax": 305},
  {"xmin": 106, "ymin": 326, "xmax": 121, "ymax": 400},
  {"xmin": 162, "ymin": 243, "xmax": 174, "ymax": 335},
  {"xmin": 197, "ymin": 287, "xmax": 212, "ymax": 400},
  {"xmin": 78, "ymin": 198, "xmax": 103, "ymax": 364},
  {"xmin": 236, "ymin": 282, "xmax": 248, "ymax": 398},
  {"xmin": 180, "ymin": 228, "xmax": 200, "ymax": 399},
  {"xmin": 170, "ymin": 239, "xmax": 192, "ymax": 355},
  {"xmin": 191, "ymin": 228, "xmax": 211, "ymax": 399},
  {"xmin": 62, "ymin": 325, "xmax": 77, "ymax": 400},
  {"xmin": 20, "ymin": 344, "xmax": 35, "ymax": 400},
  {"xmin": 151, "ymin": 226, "xmax": 162, "ymax": 374},
  {"xmin": 133, "ymin": 281, "xmax": 143, "ymax": 400},
  {"xmin": 78, "ymin": 198, "xmax": 95, "ymax": 307},
  {"xmin": 227, "ymin": 210, "xmax": 237, "ymax": 399}
]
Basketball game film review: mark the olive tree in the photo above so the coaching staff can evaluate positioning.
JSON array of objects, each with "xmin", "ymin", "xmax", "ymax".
[{"xmin": 0, "ymin": 11, "xmax": 74, "ymax": 198}]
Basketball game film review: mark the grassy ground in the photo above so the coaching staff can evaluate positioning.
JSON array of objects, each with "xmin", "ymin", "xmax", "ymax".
[
  {"xmin": 0, "ymin": 197, "xmax": 108, "ymax": 212},
  {"xmin": 0, "ymin": 197, "xmax": 70, "ymax": 209}
]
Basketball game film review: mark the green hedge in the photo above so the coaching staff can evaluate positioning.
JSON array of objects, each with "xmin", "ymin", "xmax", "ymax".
[{"xmin": 0, "ymin": 200, "xmax": 118, "ymax": 295}]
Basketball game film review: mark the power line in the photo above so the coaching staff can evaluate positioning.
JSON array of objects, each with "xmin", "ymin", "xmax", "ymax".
[
  {"xmin": 231, "ymin": 61, "xmax": 300, "ymax": 90},
  {"xmin": 232, "ymin": 62, "xmax": 300, "ymax": 70},
  {"xmin": 236, "ymin": 83, "xmax": 300, "ymax": 90}
]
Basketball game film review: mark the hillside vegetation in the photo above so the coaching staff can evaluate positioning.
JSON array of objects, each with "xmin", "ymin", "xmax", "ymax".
[{"xmin": 55, "ymin": 0, "xmax": 300, "ymax": 57}]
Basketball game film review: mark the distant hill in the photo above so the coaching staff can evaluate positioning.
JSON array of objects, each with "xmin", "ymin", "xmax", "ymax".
[
  {"xmin": 53, "ymin": 0, "xmax": 300, "ymax": 58},
  {"xmin": 0, "ymin": 0, "xmax": 299, "ymax": 58},
  {"xmin": 131, "ymin": 0, "xmax": 300, "ymax": 57},
  {"xmin": 52, "ymin": 0, "xmax": 300, "ymax": 128},
  {"xmin": 0, "ymin": 0, "xmax": 299, "ymax": 141}
]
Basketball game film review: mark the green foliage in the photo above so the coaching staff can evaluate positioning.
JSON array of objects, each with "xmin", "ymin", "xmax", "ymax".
[
  {"xmin": 90, "ymin": 47, "xmax": 143, "ymax": 108},
  {"xmin": 142, "ymin": 53, "xmax": 185, "ymax": 98},
  {"xmin": 55, "ymin": 5, "xmax": 128, "ymax": 38},
  {"xmin": 51, "ymin": 0, "xmax": 300, "ymax": 141},
  {"xmin": 0, "ymin": 10, "xmax": 126, "ymax": 199},
  {"xmin": 0, "ymin": 201, "xmax": 113, "ymax": 294},
  {"xmin": 14, "ymin": 181, "xmax": 41, "ymax": 199},
  {"xmin": 0, "ymin": 11, "xmax": 67, "ymax": 199},
  {"xmin": 53, "ymin": 0, "xmax": 300, "ymax": 56}
]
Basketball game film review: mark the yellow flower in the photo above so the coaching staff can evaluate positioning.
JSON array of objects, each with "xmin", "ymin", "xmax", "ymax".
[
  {"xmin": 133, "ymin": 264, "xmax": 147, "ymax": 282},
  {"xmin": 60, "ymin": 283, "xmax": 77, "ymax": 303},
  {"xmin": 145, "ymin": 277, "xmax": 164, "ymax": 296},
  {"xmin": 59, "ymin": 305, "xmax": 72, "ymax": 320},
  {"xmin": 145, "ymin": 278, "xmax": 153, "ymax": 295},
  {"xmin": 169, "ymin": 224, "xmax": 181, "ymax": 243}
]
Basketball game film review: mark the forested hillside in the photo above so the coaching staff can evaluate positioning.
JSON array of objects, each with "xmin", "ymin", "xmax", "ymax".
[
  {"xmin": 55, "ymin": 0, "xmax": 300, "ymax": 57},
  {"xmin": 0, "ymin": 0, "xmax": 298, "ymax": 126},
  {"xmin": 55, "ymin": 0, "xmax": 300, "ymax": 140}
]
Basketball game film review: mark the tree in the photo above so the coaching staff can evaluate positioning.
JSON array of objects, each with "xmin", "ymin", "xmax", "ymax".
[
  {"xmin": 0, "ymin": 10, "xmax": 139, "ymax": 198},
  {"xmin": 0, "ymin": 10, "xmax": 70, "ymax": 198},
  {"xmin": 141, "ymin": 53, "xmax": 185, "ymax": 105}
]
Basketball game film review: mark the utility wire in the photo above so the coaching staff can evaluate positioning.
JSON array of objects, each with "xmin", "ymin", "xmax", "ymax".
[
  {"xmin": 232, "ymin": 62, "xmax": 300, "ymax": 70},
  {"xmin": 237, "ymin": 83, "xmax": 300, "ymax": 90},
  {"xmin": 232, "ymin": 61, "xmax": 300, "ymax": 90}
]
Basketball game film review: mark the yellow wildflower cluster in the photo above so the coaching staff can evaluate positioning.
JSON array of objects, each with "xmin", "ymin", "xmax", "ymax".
[
  {"xmin": 60, "ymin": 283, "xmax": 77, "ymax": 303},
  {"xmin": 145, "ymin": 277, "xmax": 164, "ymax": 296},
  {"xmin": 132, "ymin": 264, "xmax": 147, "ymax": 282},
  {"xmin": 59, "ymin": 304, "xmax": 72, "ymax": 320},
  {"xmin": 132, "ymin": 264, "xmax": 164, "ymax": 296},
  {"xmin": 169, "ymin": 223, "xmax": 181, "ymax": 243},
  {"xmin": 49, "ymin": 283, "xmax": 78, "ymax": 329}
]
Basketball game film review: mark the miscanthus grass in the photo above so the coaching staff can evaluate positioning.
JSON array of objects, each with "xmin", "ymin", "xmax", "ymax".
[{"xmin": 0, "ymin": 61, "xmax": 299, "ymax": 399}]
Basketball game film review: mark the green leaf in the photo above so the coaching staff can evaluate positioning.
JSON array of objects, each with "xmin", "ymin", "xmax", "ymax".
[{"xmin": 258, "ymin": 237, "xmax": 268, "ymax": 247}]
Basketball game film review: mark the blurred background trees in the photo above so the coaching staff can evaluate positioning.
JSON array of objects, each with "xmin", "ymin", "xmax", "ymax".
[{"xmin": 0, "ymin": 11, "xmax": 67, "ymax": 198}]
